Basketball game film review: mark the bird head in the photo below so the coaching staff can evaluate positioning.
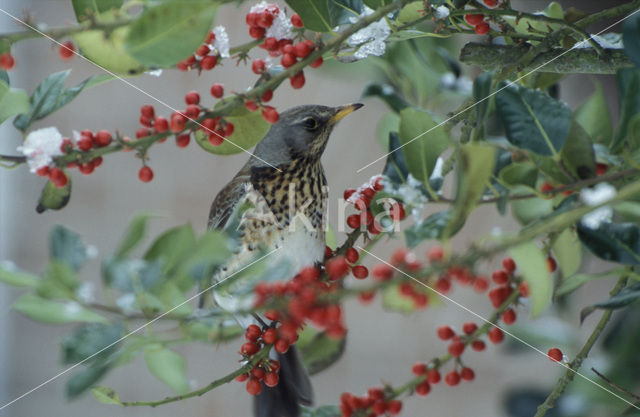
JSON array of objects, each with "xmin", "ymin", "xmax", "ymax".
[{"xmin": 252, "ymin": 103, "xmax": 363, "ymax": 167}]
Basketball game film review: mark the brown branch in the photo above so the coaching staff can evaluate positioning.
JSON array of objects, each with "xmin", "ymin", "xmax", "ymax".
[{"xmin": 591, "ymin": 368, "xmax": 640, "ymax": 402}]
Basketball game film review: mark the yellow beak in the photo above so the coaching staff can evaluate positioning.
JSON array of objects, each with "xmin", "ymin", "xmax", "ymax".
[{"xmin": 329, "ymin": 103, "xmax": 364, "ymax": 124}]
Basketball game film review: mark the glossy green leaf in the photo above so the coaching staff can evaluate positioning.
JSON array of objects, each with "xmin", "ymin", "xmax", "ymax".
[
  {"xmin": 445, "ymin": 145, "xmax": 495, "ymax": 237},
  {"xmin": 581, "ymin": 282, "xmax": 640, "ymax": 323},
  {"xmin": 285, "ymin": 0, "xmax": 332, "ymax": 32},
  {"xmin": 577, "ymin": 221, "xmax": 640, "ymax": 265},
  {"xmin": 0, "ymin": 263, "xmax": 39, "ymax": 288},
  {"xmin": 614, "ymin": 201, "xmax": 640, "ymax": 223},
  {"xmin": 473, "ymin": 71, "xmax": 493, "ymax": 122},
  {"xmin": 398, "ymin": 108, "xmax": 449, "ymax": 183},
  {"xmin": 561, "ymin": 120, "xmax": 597, "ymax": 180},
  {"xmin": 574, "ymin": 83, "xmax": 612, "ymax": 144},
  {"xmin": 397, "ymin": 2, "xmax": 424, "ymax": 23},
  {"xmin": 66, "ymin": 359, "xmax": 111, "ymax": 398},
  {"xmin": 495, "ymin": 83, "xmax": 571, "ymax": 156},
  {"xmin": 144, "ymin": 224, "xmax": 196, "ymax": 273},
  {"xmin": 125, "ymin": 0, "xmax": 216, "ymax": 67},
  {"xmin": 50, "ymin": 225, "xmax": 87, "ymax": 271},
  {"xmin": 498, "ymin": 163, "xmax": 537, "ymax": 189},
  {"xmin": 39, "ymin": 261, "xmax": 80, "ymax": 298},
  {"xmin": 62, "ymin": 322, "xmax": 124, "ymax": 364},
  {"xmin": 0, "ymin": 79, "xmax": 29, "ymax": 125},
  {"xmin": 144, "ymin": 344, "xmax": 190, "ymax": 393},
  {"xmin": 552, "ymin": 228, "xmax": 582, "ymax": 278},
  {"xmin": 115, "ymin": 212, "xmax": 154, "ymax": 258},
  {"xmin": 91, "ymin": 386, "xmax": 122, "ymax": 405},
  {"xmin": 404, "ymin": 210, "xmax": 452, "ymax": 248},
  {"xmin": 511, "ymin": 193, "xmax": 553, "ymax": 225},
  {"xmin": 623, "ymin": 11, "xmax": 640, "ymax": 68},
  {"xmin": 510, "ymin": 242, "xmax": 552, "ymax": 317},
  {"xmin": 72, "ymin": 0, "xmax": 122, "ymax": 21},
  {"xmin": 529, "ymin": 154, "xmax": 571, "ymax": 185},
  {"xmin": 328, "ymin": 0, "xmax": 362, "ymax": 26},
  {"xmin": 13, "ymin": 294, "xmax": 107, "ymax": 324},
  {"xmin": 36, "ymin": 175, "xmax": 72, "ymax": 213},
  {"xmin": 556, "ymin": 268, "xmax": 625, "ymax": 297},
  {"xmin": 102, "ymin": 258, "xmax": 163, "ymax": 292},
  {"xmin": 298, "ymin": 327, "xmax": 346, "ymax": 375},
  {"xmin": 362, "ymin": 83, "xmax": 409, "ymax": 113},
  {"xmin": 375, "ymin": 112, "xmax": 399, "ymax": 149},
  {"xmin": 611, "ymin": 68, "xmax": 640, "ymax": 152},
  {"xmin": 156, "ymin": 283, "xmax": 192, "ymax": 316},
  {"xmin": 195, "ymin": 104, "xmax": 270, "ymax": 155},
  {"xmin": 382, "ymin": 132, "xmax": 409, "ymax": 185}
]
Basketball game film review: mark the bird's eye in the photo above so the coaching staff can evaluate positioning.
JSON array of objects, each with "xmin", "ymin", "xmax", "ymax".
[{"xmin": 302, "ymin": 117, "xmax": 318, "ymax": 130}]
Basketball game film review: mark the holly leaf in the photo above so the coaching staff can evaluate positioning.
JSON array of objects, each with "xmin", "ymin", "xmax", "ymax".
[
  {"xmin": 12, "ymin": 294, "xmax": 108, "ymax": 324},
  {"xmin": 91, "ymin": 386, "xmax": 122, "ymax": 405},
  {"xmin": 66, "ymin": 358, "xmax": 112, "ymax": 398},
  {"xmin": 72, "ymin": 0, "xmax": 123, "ymax": 21},
  {"xmin": 577, "ymin": 221, "xmax": 640, "ymax": 265},
  {"xmin": 285, "ymin": 0, "xmax": 332, "ymax": 32},
  {"xmin": 404, "ymin": 210, "xmax": 452, "ymax": 248},
  {"xmin": 0, "ymin": 79, "xmax": 29, "ymax": 125},
  {"xmin": 382, "ymin": 132, "xmax": 409, "ymax": 185},
  {"xmin": 50, "ymin": 225, "xmax": 88, "ymax": 271},
  {"xmin": 551, "ymin": 228, "xmax": 582, "ymax": 278},
  {"xmin": 328, "ymin": 0, "xmax": 362, "ymax": 26},
  {"xmin": 61, "ymin": 322, "xmax": 124, "ymax": 364},
  {"xmin": 144, "ymin": 344, "xmax": 190, "ymax": 393},
  {"xmin": 473, "ymin": 71, "xmax": 493, "ymax": 122},
  {"xmin": 498, "ymin": 163, "xmax": 538, "ymax": 189},
  {"xmin": 362, "ymin": 83, "xmax": 410, "ymax": 113},
  {"xmin": 298, "ymin": 327, "xmax": 346, "ymax": 375},
  {"xmin": 510, "ymin": 242, "xmax": 552, "ymax": 317},
  {"xmin": 623, "ymin": 11, "xmax": 640, "ymax": 68},
  {"xmin": 561, "ymin": 120, "xmax": 597, "ymax": 180},
  {"xmin": 114, "ymin": 212, "xmax": 154, "ymax": 258},
  {"xmin": 125, "ymin": 0, "xmax": 217, "ymax": 68},
  {"xmin": 574, "ymin": 82, "xmax": 612, "ymax": 144},
  {"xmin": 0, "ymin": 262, "xmax": 39, "ymax": 288},
  {"xmin": 556, "ymin": 268, "xmax": 625, "ymax": 297},
  {"xmin": 495, "ymin": 83, "xmax": 571, "ymax": 156},
  {"xmin": 580, "ymin": 282, "xmax": 640, "ymax": 323},
  {"xmin": 611, "ymin": 68, "xmax": 640, "ymax": 152}
]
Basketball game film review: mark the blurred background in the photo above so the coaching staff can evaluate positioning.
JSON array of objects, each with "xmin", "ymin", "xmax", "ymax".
[{"xmin": 0, "ymin": 1, "xmax": 633, "ymax": 416}]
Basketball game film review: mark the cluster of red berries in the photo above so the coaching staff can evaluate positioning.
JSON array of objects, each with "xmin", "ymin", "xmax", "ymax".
[
  {"xmin": 540, "ymin": 163, "xmax": 608, "ymax": 198},
  {"xmin": 177, "ymin": 29, "xmax": 222, "ymax": 71},
  {"xmin": 411, "ymin": 360, "xmax": 475, "ymax": 391},
  {"xmin": 254, "ymin": 265, "xmax": 348, "ymax": 340},
  {"xmin": 339, "ymin": 389, "xmax": 403, "ymax": 417},
  {"xmin": 235, "ymin": 324, "xmax": 283, "ymax": 395},
  {"xmin": 344, "ymin": 176, "xmax": 405, "ymax": 236},
  {"xmin": 245, "ymin": 4, "xmax": 282, "ymax": 39},
  {"xmin": 0, "ymin": 53, "xmax": 15, "ymax": 70},
  {"xmin": 58, "ymin": 40, "xmax": 75, "ymax": 60},
  {"xmin": 464, "ymin": 13, "xmax": 490, "ymax": 35}
]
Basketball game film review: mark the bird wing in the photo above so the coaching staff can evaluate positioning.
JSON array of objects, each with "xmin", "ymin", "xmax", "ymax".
[{"xmin": 207, "ymin": 172, "xmax": 251, "ymax": 231}]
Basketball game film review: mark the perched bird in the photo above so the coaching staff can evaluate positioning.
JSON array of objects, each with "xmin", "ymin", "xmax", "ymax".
[{"xmin": 205, "ymin": 103, "xmax": 363, "ymax": 417}]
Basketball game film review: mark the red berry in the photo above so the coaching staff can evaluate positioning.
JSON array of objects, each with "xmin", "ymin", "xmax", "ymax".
[
  {"xmin": 262, "ymin": 328, "xmax": 277, "ymax": 344},
  {"xmin": 351, "ymin": 265, "xmax": 368, "ymax": 279},
  {"xmin": 200, "ymin": 55, "xmax": 218, "ymax": 70},
  {"xmin": 235, "ymin": 373, "xmax": 249, "ymax": 382},
  {"xmin": 492, "ymin": 270, "xmax": 509, "ymax": 284},
  {"xmin": 548, "ymin": 347, "xmax": 563, "ymax": 362},
  {"xmin": 291, "ymin": 13, "xmax": 303, "ymax": 28},
  {"xmin": 252, "ymin": 59, "xmax": 267, "ymax": 74},
  {"xmin": 437, "ymin": 326, "xmax": 455, "ymax": 340},
  {"xmin": 262, "ymin": 106, "xmax": 280, "ymax": 124},
  {"xmin": 49, "ymin": 168, "xmax": 68, "ymax": 187},
  {"xmin": 36, "ymin": 166, "xmax": 50, "ymax": 177},
  {"xmin": 138, "ymin": 166, "xmax": 153, "ymax": 183},
  {"xmin": 249, "ymin": 26, "xmax": 265, "ymax": 39},
  {"xmin": 246, "ymin": 378, "xmax": 262, "ymax": 395},
  {"xmin": 427, "ymin": 246, "xmax": 444, "ymax": 262},
  {"xmin": 136, "ymin": 128, "xmax": 151, "ymax": 138},
  {"xmin": 460, "ymin": 367, "xmax": 475, "ymax": 381},
  {"xmin": 184, "ymin": 104, "xmax": 200, "ymax": 119},
  {"xmin": 245, "ymin": 324, "xmax": 262, "ymax": 341},
  {"xmin": 170, "ymin": 112, "xmax": 187, "ymax": 133},
  {"xmin": 519, "ymin": 282, "xmax": 530, "ymax": 297},
  {"xmin": 473, "ymin": 276, "xmax": 489, "ymax": 293},
  {"xmin": 154, "ymin": 116, "xmax": 169, "ymax": 133},
  {"xmin": 371, "ymin": 264, "xmax": 393, "ymax": 281},
  {"xmin": 326, "ymin": 256, "xmax": 349, "ymax": 280},
  {"xmin": 241, "ymin": 342, "xmax": 260, "ymax": 355},
  {"xmin": 274, "ymin": 338, "xmax": 290, "ymax": 354},
  {"xmin": 58, "ymin": 41, "xmax": 75, "ymax": 59},
  {"xmin": 281, "ymin": 53, "xmax": 296, "ymax": 68},
  {"xmin": 488, "ymin": 286, "xmax": 511, "ymax": 308},
  {"xmin": 502, "ymin": 309, "xmax": 517, "ymax": 325},
  {"xmin": 251, "ymin": 367, "xmax": 265, "ymax": 380},
  {"xmin": 78, "ymin": 162, "xmax": 95, "ymax": 175},
  {"xmin": 445, "ymin": 370, "xmax": 460, "ymax": 386},
  {"xmin": 264, "ymin": 372, "xmax": 279, "ymax": 387},
  {"xmin": 184, "ymin": 90, "xmax": 200, "ymax": 105},
  {"xmin": 223, "ymin": 122, "xmax": 234, "ymax": 137},
  {"xmin": 426, "ymin": 369, "xmax": 441, "ymax": 384},
  {"xmin": 547, "ymin": 256, "xmax": 557, "ymax": 273},
  {"xmin": 257, "ymin": 12, "xmax": 274, "ymax": 28},
  {"xmin": 471, "ymin": 340, "xmax": 486, "ymax": 351},
  {"xmin": 448, "ymin": 338, "xmax": 465, "ymax": 357},
  {"xmin": 263, "ymin": 37, "xmax": 278, "ymax": 51},
  {"xmin": 0, "ymin": 53, "xmax": 15, "ymax": 70},
  {"xmin": 176, "ymin": 134, "xmax": 190, "ymax": 148},
  {"xmin": 245, "ymin": 100, "xmax": 259, "ymax": 112},
  {"xmin": 264, "ymin": 310, "xmax": 279, "ymax": 321},
  {"xmin": 140, "ymin": 104, "xmax": 155, "ymax": 119},
  {"xmin": 258, "ymin": 90, "xmax": 272, "ymax": 104},
  {"xmin": 412, "ymin": 362, "xmax": 427, "ymax": 375},
  {"xmin": 488, "ymin": 327, "xmax": 504, "ymax": 344},
  {"xmin": 372, "ymin": 400, "xmax": 386, "ymax": 414},
  {"xmin": 293, "ymin": 42, "xmax": 311, "ymax": 58},
  {"xmin": 540, "ymin": 182, "xmax": 554, "ymax": 193},
  {"xmin": 462, "ymin": 322, "xmax": 478, "ymax": 335},
  {"xmin": 289, "ymin": 71, "xmax": 305, "ymax": 89},
  {"xmin": 435, "ymin": 277, "xmax": 452, "ymax": 294},
  {"xmin": 310, "ymin": 57, "xmax": 323, "ymax": 68},
  {"xmin": 596, "ymin": 163, "xmax": 608, "ymax": 176},
  {"xmin": 196, "ymin": 44, "xmax": 211, "ymax": 57},
  {"xmin": 358, "ymin": 291, "xmax": 375, "ymax": 303},
  {"xmin": 465, "ymin": 14, "xmax": 484, "ymax": 25},
  {"xmin": 345, "ymin": 248, "xmax": 359, "ymax": 264},
  {"xmin": 246, "ymin": 12, "xmax": 259, "ymax": 26},
  {"xmin": 387, "ymin": 400, "xmax": 402, "ymax": 415},
  {"xmin": 346, "ymin": 214, "xmax": 361, "ymax": 229},
  {"xmin": 415, "ymin": 380, "xmax": 431, "ymax": 396},
  {"xmin": 502, "ymin": 257, "xmax": 516, "ymax": 273},
  {"xmin": 77, "ymin": 137, "xmax": 93, "ymax": 151},
  {"xmin": 484, "ymin": 0, "xmax": 499, "ymax": 6},
  {"xmin": 475, "ymin": 22, "xmax": 490, "ymax": 35}
]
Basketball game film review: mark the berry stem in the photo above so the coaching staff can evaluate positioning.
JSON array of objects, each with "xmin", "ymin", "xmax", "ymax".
[{"xmin": 533, "ymin": 275, "xmax": 630, "ymax": 417}]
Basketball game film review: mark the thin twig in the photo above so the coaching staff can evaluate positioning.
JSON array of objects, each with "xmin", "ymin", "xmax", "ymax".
[{"xmin": 591, "ymin": 368, "xmax": 640, "ymax": 402}]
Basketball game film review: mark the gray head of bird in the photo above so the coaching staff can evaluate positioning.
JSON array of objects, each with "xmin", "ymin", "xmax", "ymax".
[{"xmin": 249, "ymin": 103, "xmax": 363, "ymax": 168}]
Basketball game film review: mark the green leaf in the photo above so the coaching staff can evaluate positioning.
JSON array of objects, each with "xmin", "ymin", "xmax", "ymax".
[
  {"xmin": 561, "ymin": 120, "xmax": 597, "ymax": 180},
  {"xmin": 404, "ymin": 210, "xmax": 452, "ymax": 248},
  {"xmin": 398, "ymin": 108, "xmax": 449, "ymax": 183},
  {"xmin": 125, "ymin": 0, "xmax": 216, "ymax": 68},
  {"xmin": 36, "ymin": 175, "xmax": 72, "ymax": 213},
  {"xmin": 328, "ymin": 0, "xmax": 362, "ymax": 26},
  {"xmin": 580, "ymin": 282, "xmax": 640, "ymax": 323},
  {"xmin": 115, "ymin": 212, "xmax": 154, "ymax": 258},
  {"xmin": 144, "ymin": 224, "xmax": 196, "ymax": 273},
  {"xmin": 362, "ymin": 83, "xmax": 409, "ymax": 113},
  {"xmin": 66, "ymin": 359, "xmax": 111, "ymax": 398},
  {"xmin": 155, "ymin": 282, "xmax": 192, "ymax": 316},
  {"xmin": 556, "ymin": 268, "xmax": 625, "ymax": 297},
  {"xmin": 0, "ymin": 262, "xmax": 39, "ymax": 288},
  {"xmin": 91, "ymin": 386, "xmax": 122, "ymax": 405},
  {"xmin": 12, "ymin": 294, "xmax": 107, "ymax": 324},
  {"xmin": 300, "ymin": 405, "xmax": 342, "ymax": 417},
  {"xmin": 623, "ymin": 11, "xmax": 640, "ymax": 68},
  {"xmin": 386, "ymin": 30, "xmax": 452, "ymax": 41},
  {"xmin": 14, "ymin": 72, "xmax": 113, "ymax": 131},
  {"xmin": 0, "ymin": 79, "xmax": 29, "ymax": 125},
  {"xmin": 74, "ymin": 12, "xmax": 146, "ymax": 74},
  {"xmin": 375, "ymin": 112, "xmax": 399, "ymax": 149},
  {"xmin": 285, "ymin": 0, "xmax": 332, "ymax": 32},
  {"xmin": 510, "ymin": 242, "xmax": 552, "ymax": 317},
  {"xmin": 298, "ymin": 327, "xmax": 346, "ymax": 375},
  {"xmin": 574, "ymin": 82, "xmax": 612, "ymax": 144},
  {"xmin": 445, "ymin": 145, "xmax": 496, "ymax": 237},
  {"xmin": 102, "ymin": 258, "xmax": 163, "ymax": 292},
  {"xmin": 50, "ymin": 225, "xmax": 87, "ymax": 271},
  {"xmin": 511, "ymin": 189, "xmax": 553, "ymax": 225},
  {"xmin": 195, "ymin": 104, "xmax": 270, "ymax": 155},
  {"xmin": 503, "ymin": 2, "xmax": 563, "ymax": 39},
  {"xmin": 325, "ymin": 224, "xmax": 337, "ymax": 251},
  {"xmin": 495, "ymin": 83, "xmax": 571, "ymax": 156},
  {"xmin": 611, "ymin": 68, "xmax": 640, "ymax": 152},
  {"xmin": 577, "ymin": 222, "xmax": 640, "ymax": 265},
  {"xmin": 397, "ymin": 2, "xmax": 424, "ymax": 24},
  {"xmin": 473, "ymin": 71, "xmax": 493, "ymax": 122},
  {"xmin": 382, "ymin": 132, "xmax": 409, "ymax": 185},
  {"xmin": 498, "ymin": 163, "xmax": 538, "ymax": 189},
  {"xmin": 36, "ymin": 261, "xmax": 80, "ymax": 299},
  {"xmin": 72, "ymin": 0, "xmax": 122, "ymax": 21},
  {"xmin": 144, "ymin": 344, "xmax": 189, "ymax": 394},
  {"xmin": 552, "ymin": 228, "xmax": 582, "ymax": 278},
  {"xmin": 61, "ymin": 322, "xmax": 124, "ymax": 364},
  {"xmin": 614, "ymin": 201, "xmax": 640, "ymax": 223}
]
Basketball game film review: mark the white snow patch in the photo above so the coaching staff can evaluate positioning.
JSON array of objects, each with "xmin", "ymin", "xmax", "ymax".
[
  {"xmin": 347, "ymin": 7, "xmax": 391, "ymax": 59},
  {"xmin": 17, "ymin": 127, "xmax": 64, "ymax": 172}
]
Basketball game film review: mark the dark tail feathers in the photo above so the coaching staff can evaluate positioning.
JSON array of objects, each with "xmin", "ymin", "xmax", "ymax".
[{"xmin": 254, "ymin": 346, "xmax": 313, "ymax": 417}]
